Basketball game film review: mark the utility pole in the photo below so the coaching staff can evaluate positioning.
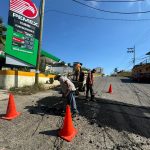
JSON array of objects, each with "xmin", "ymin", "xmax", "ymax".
[
  {"xmin": 35, "ymin": 0, "xmax": 45, "ymax": 85},
  {"xmin": 127, "ymin": 46, "xmax": 135, "ymax": 67},
  {"xmin": 146, "ymin": 51, "xmax": 150, "ymax": 63}
]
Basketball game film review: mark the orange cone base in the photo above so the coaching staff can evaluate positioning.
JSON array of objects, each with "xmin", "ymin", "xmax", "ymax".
[
  {"xmin": 2, "ymin": 112, "xmax": 21, "ymax": 120},
  {"xmin": 58, "ymin": 128, "xmax": 78, "ymax": 142}
]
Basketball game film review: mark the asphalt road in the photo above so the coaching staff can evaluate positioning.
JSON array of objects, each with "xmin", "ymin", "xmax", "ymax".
[{"xmin": 0, "ymin": 77, "xmax": 150, "ymax": 150}]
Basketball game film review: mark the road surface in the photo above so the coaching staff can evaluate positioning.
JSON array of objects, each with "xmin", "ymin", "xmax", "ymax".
[{"xmin": 0, "ymin": 77, "xmax": 150, "ymax": 150}]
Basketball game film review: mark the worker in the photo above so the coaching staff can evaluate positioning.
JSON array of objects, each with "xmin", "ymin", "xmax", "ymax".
[
  {"xmin": 74, "ymin": 63, "xmax": 82, "ymax": 81},
  {"xmin": 86, "ymin": 69, "xmax": 96, "ymax": 101},
  {"xmin": 54, "ymin": 74, "xmax": 79, "ymax": 117},
  {"xmin": 78, "ymin": 68, "xmax": 86, "ymax": 92},
  {"xmin": 79, "ymin": 68, "xmax": 85, "ymax": 82}
]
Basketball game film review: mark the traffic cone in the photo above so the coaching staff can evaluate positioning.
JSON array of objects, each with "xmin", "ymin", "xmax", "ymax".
[
  {"xmin": 2, "ymin": 93, "xmax": 20, "ymax": 120},
  {"xmin": 58, "ymin": 105, "xmax": 78, "ymax": 142},
  {"xmin": 108, "ymin": 84, "xmax": 112, "ymax": 94}
]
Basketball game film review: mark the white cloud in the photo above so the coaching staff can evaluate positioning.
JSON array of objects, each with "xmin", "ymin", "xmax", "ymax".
[
  {"xmin": 88, "ymin": 1, "xmax": 99, "ymax": 7},
  {"xmin": 128, "ymin": 0, "xmax": 150, "ymax": 7},
  {"xmin": 127, "ymin": 0, "xmax": 150, "ymax": 17},
  {"xmin": 128, "ymin": 0, "xmax": 134, "ymax": 7}
]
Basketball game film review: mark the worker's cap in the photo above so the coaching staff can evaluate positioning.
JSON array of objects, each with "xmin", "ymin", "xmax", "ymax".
[{"xmin": 92, "ymin": 69, "xmax": 96, "ymax": 72}]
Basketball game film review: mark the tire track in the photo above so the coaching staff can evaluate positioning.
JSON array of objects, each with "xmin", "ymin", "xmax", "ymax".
[
  {"xmin": 132, "ymin": 84, "xmax": 150, "ymax": 99},
  {"xmin": 127, "ymin": 83, "xmax": 144, "ymax": 106}
]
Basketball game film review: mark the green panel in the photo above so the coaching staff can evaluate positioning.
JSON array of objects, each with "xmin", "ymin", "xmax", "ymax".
[
  {"xmin": 5, "ymin": 25, "xmax": 38, "ymax": 66},
  {"xmin": 41, "ymin": 50, "xmax": 60, "ymax": 62},
  {"xmin": 13, "ymin": 32, "xmax": 24, "ymax": 39}
]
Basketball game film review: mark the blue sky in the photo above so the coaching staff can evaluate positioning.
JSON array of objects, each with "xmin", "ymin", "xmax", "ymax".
[{"xmin": 1, "ymin": 0, "xmax": 150, "ymax": 75}]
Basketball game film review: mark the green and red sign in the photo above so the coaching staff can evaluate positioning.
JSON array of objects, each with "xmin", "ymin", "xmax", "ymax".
[{"xmin": 5, "ymin": 0, "xmax": 40, "ymax": 66}]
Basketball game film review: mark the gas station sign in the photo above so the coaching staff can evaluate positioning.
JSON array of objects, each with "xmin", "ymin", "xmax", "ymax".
[{"xmin": 5, "ymin": 0, "xmax": 40, "ymax": 66}]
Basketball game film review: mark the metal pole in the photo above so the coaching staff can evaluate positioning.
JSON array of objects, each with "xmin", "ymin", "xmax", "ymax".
[
  {"xmin": 35, "ymin": 0, "xmax": 45, "ymax": 85},
  {"xmin": 133, "ymin": 45, "xmax": 135, "ymax": 66},
  {"xmin": 127, "ymin": 46, "xmax": 135, "ymax": 67}
]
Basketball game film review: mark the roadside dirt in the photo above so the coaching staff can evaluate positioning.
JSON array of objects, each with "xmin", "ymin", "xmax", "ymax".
[{"xmin": 0, "ymin": 77, "xmax": 150, "ymax": 150}]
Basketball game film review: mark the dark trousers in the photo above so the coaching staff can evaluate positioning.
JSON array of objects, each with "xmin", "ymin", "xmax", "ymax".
[
  {"xmin": 86, "ymin": 84, "xmax": 94, "ymax": 100},
  {"xmin": 75, "ymin": 71, "xmax": 80, "ymax": 81}
]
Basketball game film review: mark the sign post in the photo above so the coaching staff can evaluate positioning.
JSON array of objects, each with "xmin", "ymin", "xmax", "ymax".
[{"xmin": 35, "ymin": 0, "xmax": 45, "ymax": 85}]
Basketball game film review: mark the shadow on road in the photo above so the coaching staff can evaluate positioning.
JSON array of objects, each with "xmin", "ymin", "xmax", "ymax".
[
  {"xmin": 39, "ymin": 129, "xmax": 59, "ymax": 137},
  {"xmin": 120, "ymin": 78, "xmax": 150, "ymax": 84},
  {"xmin": 25, "ymin": 94, "xmax": 150, "ymax": 138},
  {"xmin": 120, "ymin": 78, "xmax": 135, "ymax": 83},
  {"xmin": 25, "ymin": 96, "xmax": 66, "ymax": 116},
  {"xmin": 77, "ymin": 97, "xmax": 150, "ymax": 138}
]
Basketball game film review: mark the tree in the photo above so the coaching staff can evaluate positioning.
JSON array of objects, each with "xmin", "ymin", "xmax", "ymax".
[
  {"xmin": 114, "ymin": 68, "xmax": 118, "ymax": 73},
  {"xmin": 82, "ymin": 67, "xmax": 90, "ymax": 72},
  {"xmin": 0, "ymin": 17, "xmax": 6, "ymax": 70},
  {"xmin": 60, "ymin": 61, "xmax": 66, "ymax": 66},
  {"xmin": 0, "ymin": 17, "xmax": 6, "ymax": 45},
  {"xmin": 68, "ymin": 63, "xmax": 71, "ymax": 67}
]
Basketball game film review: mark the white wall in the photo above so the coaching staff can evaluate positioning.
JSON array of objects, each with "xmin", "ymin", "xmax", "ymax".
[
  {"xmin": 52, "ymin": 66, "xmax": 73, "ymax": 74},
  {"xmin": 0, "ymin": 71, "xmax": 59, "ymax": 89}
]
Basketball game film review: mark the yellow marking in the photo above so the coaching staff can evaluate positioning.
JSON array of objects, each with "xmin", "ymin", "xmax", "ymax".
[{"xmin": 0, "ymin": 70, "xmax": 55, "ymax": 78}]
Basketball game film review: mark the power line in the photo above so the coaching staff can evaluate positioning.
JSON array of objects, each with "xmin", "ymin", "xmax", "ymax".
[
  {"xmin": 84, "ymin": 0, "xmax": 144, "ymax": 2},
  {"xmin": 45, "ymin": 9, "xmax": 150, "ymax": 22},
  {"xmin": 123, "ymin": 61, "xmax": 133, "ymax": 70},
  {"xmin": 72, "ymin": 0, "xmax": 150, "ymax": 15}
]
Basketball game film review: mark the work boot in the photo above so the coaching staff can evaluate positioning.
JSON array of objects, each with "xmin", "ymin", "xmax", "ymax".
[
  {"xmin": 85, "ymin": 96, "xmax": 89, "ymax": 101},
  {"xmin": 91, "ymin": 95, "xmax": 96, "ymax": 101},
  {"xmin": 72, "ymin": 111, "xmax": 79, "ymax": 118},
  {"xmin": 91, "ymin": 98, "xmax": 96, "ymax": 102}
]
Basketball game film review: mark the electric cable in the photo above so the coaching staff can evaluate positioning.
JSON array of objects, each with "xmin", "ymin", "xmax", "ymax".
[
  {"xmin": 72, "ymin": 0, "xmax": 150, "ymax": 14},
  {"xmin": 45, "ymin": 9, "xmax": 150, "ymax": 22},
  {"xmin": 83, "ymin": 0, "xmax": 144, "ymax": 2}
]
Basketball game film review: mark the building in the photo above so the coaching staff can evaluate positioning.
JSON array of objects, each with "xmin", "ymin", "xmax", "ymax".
[
  {"xmin": 95, "ymin": 67, "xmax": 103, "ymax": 74},
  {"xmin": 132, "ymin": 51, "xmax": 150, "ymax": 82}
]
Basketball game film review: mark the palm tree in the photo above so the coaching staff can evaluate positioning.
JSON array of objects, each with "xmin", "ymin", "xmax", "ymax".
[
  {"xmin": 0, "ymin": 17, "xmax": 6, "ymax": 45},
  {"xmin": 0, "ymin": 17, "xmax": 6, "ymax": 70}
]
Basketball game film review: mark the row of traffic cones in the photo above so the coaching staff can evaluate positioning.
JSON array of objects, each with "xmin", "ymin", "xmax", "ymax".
[
  {"xmin": 1, "ymin": 93, "xmax": 77, "ymax": 142},
  {"xmin": 1, "ymin": 84, "xmax": 112, "ymax": 142}
]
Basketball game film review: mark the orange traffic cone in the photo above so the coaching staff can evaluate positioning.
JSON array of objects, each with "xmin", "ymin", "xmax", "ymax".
[
  {"xmin": 2, "ymin": 93, "xmax": 20, "ymax": 120},
  {"xmin": 58, "ymin": 105, "xmax": 77, "ymax": 142},
  {"xmin": 108, "ymin": 84, "xmax": 112, "ymax": 93}
]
